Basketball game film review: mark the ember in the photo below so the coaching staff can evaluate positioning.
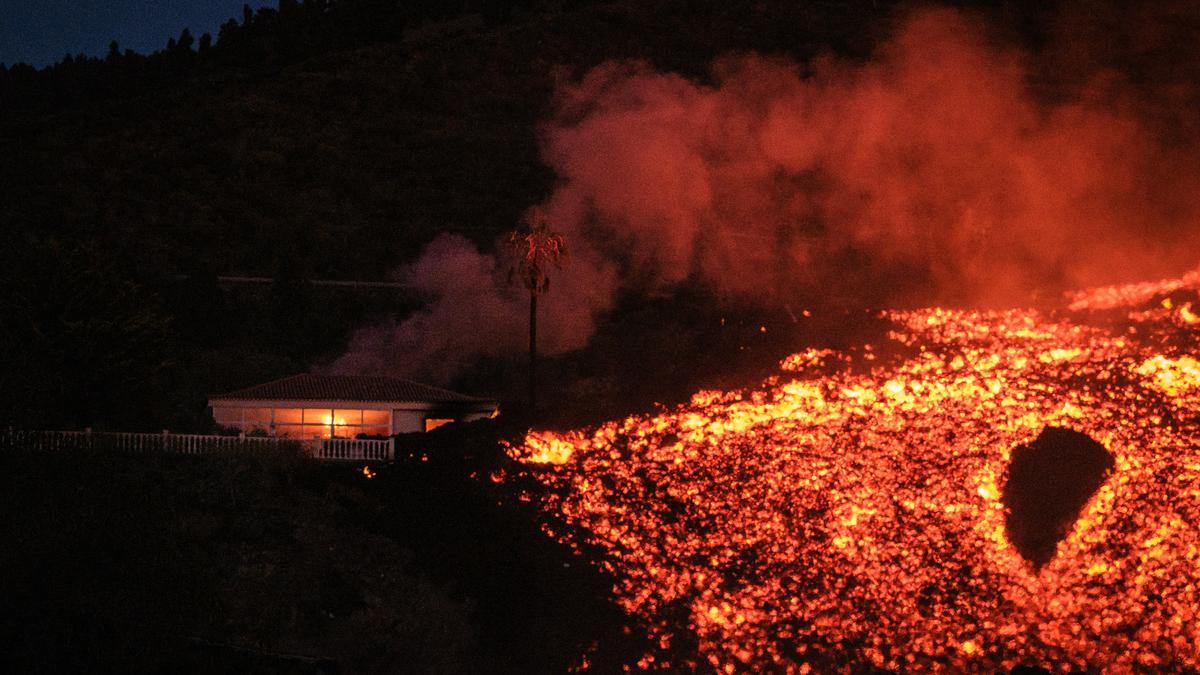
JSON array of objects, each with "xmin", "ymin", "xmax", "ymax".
[{"xmin": 506, "ymin": 268, "xmax": 1200, "ymax": 671}]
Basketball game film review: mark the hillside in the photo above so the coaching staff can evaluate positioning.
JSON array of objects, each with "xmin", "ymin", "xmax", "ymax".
[
  {"xmin": 1, "ymin": 1, "xmax": 911, "ymax": 279},
  {"xmin": 0, "ymin": 426, "xmax": 631, "ymax": 673},
  {"xmin": 0, "ymin": 1, "xmax": 911, "ymax": 432},
  {"xmin": 4, "ymin": 0, "xmax": 1195, "ymax": 432}
]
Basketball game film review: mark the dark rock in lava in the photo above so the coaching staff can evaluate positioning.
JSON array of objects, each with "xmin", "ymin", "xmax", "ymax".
[
  {"xmin": 1002, "ymin": 427, "xmax": 1115, "ymax": 568},
  {"xmin": 1147, "ymin": 287, "xmax": 1200, "ymax": 311}
]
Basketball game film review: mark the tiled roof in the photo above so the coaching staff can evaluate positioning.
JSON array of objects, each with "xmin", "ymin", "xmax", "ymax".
[{"xmin": 211, "ymin": 374, "xmax": 493, "ymax": 404}]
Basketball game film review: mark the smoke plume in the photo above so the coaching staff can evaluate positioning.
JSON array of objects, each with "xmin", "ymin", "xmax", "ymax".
[
  {"xmin": 335, "ymin": 5, "xmax": 1200, "ymax": 383},
  {"xmin": 331, "ymin": 232, "xmax": 617, "ymax": 383}
]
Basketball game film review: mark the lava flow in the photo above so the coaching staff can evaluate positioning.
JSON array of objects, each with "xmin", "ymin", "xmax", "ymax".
[{"xmin": 505, "ymin": 268, "xmax": 1200, "ymax": 672}]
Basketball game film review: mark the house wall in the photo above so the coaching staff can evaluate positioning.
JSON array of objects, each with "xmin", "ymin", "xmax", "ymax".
[
  {"xmin": 391, "ymin": 405, "xmax": 498, "ymax": 434},
  {"xmin": 391, "ymin": 410, "xmax": 426, "ymax": 434}
]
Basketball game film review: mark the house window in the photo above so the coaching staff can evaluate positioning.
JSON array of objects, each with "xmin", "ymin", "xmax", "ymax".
[
  {"xmin": 271, "ymin": 407, "xmax": 310, "ymax": 437},
  {"xmin": 362, "ymin": 410, "xmax": 390, "ymax": 425},
  {"xmin": 212, "ymin": 406, "xmax": 391, "ymax": 438},
  {"xmin": 283, "ymin": 408, "xmax": 391, "ymax": 438},
  {"xmin": 274, "ymin": 408, "xmax": 303, "ymax": 423},
  {"xmin": 425, "ymin": 418, "xmax": 454, "ymax": 432},
  {"xmin": 212, "ymin": 406, "xmax": 272, "ymax": 433}
]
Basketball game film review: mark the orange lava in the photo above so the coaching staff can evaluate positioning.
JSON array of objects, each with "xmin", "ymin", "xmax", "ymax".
[{"xmin": 506, "ymin": 269, "xmax": 1200, "ymax": 672}]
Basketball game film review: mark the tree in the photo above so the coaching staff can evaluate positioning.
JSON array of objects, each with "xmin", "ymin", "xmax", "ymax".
[
  {"xmin": 508, "ymin": 220, "xmax": 568, "ymax": 415},
  {"xmin": 0, "ymin": 237, "xmax": 173, "ymax": 429}
]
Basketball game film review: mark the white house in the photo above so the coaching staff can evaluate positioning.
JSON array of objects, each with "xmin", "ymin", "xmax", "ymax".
[{"xmin": 208, "ymin": 374, "xmax": 499, "ymax": 438}]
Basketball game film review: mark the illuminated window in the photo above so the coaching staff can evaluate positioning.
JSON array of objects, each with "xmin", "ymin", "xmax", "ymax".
[
  {"xmin": 300, "ymin": 424, "xmax": 328, "ymax": 438},
  {"xmin": 425, "ymin": 418, "xmax": 454, "ymax": 432},
  {"xmin": 331, "ymin": 409, "xmax": 360, "ymax": 438},
  {"xmin": 273, "ymin": 408, "xmax": 323, "ymax": 437},
  {"xmin": 215, "ymin": 406, "xmax": 392, "ymax": 439},
  {"xmin": 274, "ymin": 408, "xmax": 303, "ymax": 423},
  {"xmin": 362, "ymin": 410, "xmax": 390, "ymax": 425}
]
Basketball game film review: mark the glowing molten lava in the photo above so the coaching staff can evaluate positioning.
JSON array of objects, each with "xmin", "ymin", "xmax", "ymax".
[{"xmin": 506, "ymin": 269, "xmax": 1200, "ymax": 671}]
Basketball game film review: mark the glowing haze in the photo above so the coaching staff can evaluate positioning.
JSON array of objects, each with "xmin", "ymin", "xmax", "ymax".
[{"xmin": 335, "ymin": 7, "xmax": 1200, "ymax": 382}]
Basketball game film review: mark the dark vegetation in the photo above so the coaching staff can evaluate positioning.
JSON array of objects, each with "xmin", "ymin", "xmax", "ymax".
[
  {"xmin": 0, "ymin": 422, "xmax": 639, "ymax": 673},
  {"xmin": 1002, "ymin": 426, "xmax": 1115, "ymax": 568}
]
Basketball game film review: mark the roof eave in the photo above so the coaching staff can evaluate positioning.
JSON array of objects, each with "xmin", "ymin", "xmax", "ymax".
[{"xmin": 207, "ymin": 397, "xmax": 500, "ymax": 411}]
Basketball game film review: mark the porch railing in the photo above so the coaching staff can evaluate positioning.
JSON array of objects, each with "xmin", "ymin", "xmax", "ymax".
[{"xmin": 0, "ymin": 428, "xmax": 394, "ymax": 462}]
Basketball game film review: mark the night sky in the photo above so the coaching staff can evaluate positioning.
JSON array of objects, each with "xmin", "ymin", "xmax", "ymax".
[{"xmin": 0, "ymin": 0, "xmax": 274, "ymax": 68}]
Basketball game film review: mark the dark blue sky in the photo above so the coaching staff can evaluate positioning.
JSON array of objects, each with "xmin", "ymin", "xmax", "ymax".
[{"xmin": 0, "ymin": 1, "xmax": 275, "ymax": 68}]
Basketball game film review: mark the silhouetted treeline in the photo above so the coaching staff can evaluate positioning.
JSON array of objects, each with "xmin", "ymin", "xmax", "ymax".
[{"xmin": 0, "ymin": 0, "xmax": 593, "ymax": 119}]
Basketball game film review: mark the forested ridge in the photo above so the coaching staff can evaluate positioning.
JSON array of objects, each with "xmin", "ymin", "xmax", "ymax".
[{"xmin": 1, "ymin": 0, "xmax": 915, "ymax": 279}]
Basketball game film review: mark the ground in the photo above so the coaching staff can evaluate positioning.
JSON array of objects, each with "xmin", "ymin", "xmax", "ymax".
[{"xmin": 0, "ymin": 425, "xmax": 630, "ymax": 673}]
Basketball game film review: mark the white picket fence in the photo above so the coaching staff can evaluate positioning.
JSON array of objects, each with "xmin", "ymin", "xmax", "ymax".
[{"xmin": 0, "ymin": 428, "xmax": 394, "ymax": 462}]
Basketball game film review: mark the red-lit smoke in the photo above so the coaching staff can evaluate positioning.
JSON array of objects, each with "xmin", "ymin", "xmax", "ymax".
[
  {"xmin": 335, "ymin": 7, "xmax": 1200, "ymax": 382},
  {"xmin": 331, "ymin": 232, "xmax": 617, "ymax": 382}
]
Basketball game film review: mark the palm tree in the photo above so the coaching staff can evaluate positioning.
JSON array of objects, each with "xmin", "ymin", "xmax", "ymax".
[{"xmin": 508, "ymin": 220, "xmax": 568, "ymax": 415}]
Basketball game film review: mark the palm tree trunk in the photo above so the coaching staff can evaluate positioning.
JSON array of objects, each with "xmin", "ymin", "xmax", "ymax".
[{"xmin": 529, "ymin": 291, "xmax": 538, "ymax": 415}]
